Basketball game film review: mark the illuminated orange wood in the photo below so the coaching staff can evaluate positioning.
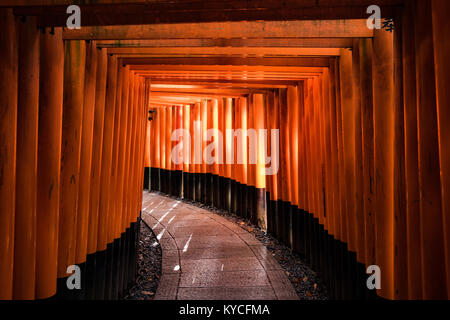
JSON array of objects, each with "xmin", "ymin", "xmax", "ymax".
[
  {"xmin": 110, "ymin": 62, "xmax": 124, "ymax": 240},
  {"xmin": 88, "ymin": 48, "xmax": 108, "ymax": 255},
  {"xmin": 358, "ymin": 38, "xmax": 375, "ymax": 267},
  {"xmin": 117, "ymin": 66, "xmax": 130, "ymax": 232},
  {"xmin": 75, "ymin": 41, "xmax": 97, "ymax": 265},
  {"xmin": 392, "ymin": 16, "xmax": 408, "ymax": 300},
  {"xmin": 413, "ymin": 0, "xmax": 446, "ymax": 299},
  {"xmin": 13, "ymin": 16, "xmax": 39, "ymax": 299},
  {"xmin": 401, "ymin": 2, "xmax": 421, "ymax": 299},
  {"xmin": 432, "ymin": 0, "xmax": 450, "ymax": 298},
  {"xmin": 35, "ymin": 28, "xmax": 64, "ymax": 299},
  {"xmin": 97, "ymin": 54, "xmax": 117, "ymax": 252},
  {"xmin": 352, "ymin": 39, "xmax": 365, "ymax": 261},
  {"xmin": 63, "ymin": 20, "xmax": 373, "ymax": 40},
  {"xmin": 372, "ymin": 29, "xmax": 395, "ymax": 299},
  {"xmin": 58, "ymin": 40, "xmax": 86, "ymax": 277},
  {"xmin": 0, "ymin": 8, "xmax": 18, "ymax": 300}
]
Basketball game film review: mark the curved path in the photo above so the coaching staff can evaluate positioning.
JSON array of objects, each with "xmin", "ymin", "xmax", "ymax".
[{"xmin": 141, "ymin": 192, "xmax": 299, "ymax": 300}]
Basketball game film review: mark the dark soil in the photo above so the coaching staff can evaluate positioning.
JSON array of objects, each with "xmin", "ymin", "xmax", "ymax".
[{"xmin": 122, "ymin": 222, "xmax": 162, "ymax": 300}]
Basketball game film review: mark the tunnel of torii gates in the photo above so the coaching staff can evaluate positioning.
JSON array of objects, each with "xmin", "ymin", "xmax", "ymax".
[{"xmin": 0, "ymin": 0, "xmax": 450, "ymax": 301}]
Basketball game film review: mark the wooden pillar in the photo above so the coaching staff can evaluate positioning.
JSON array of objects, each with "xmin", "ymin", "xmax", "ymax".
[
  {"xmin": 225, "ymin": 98, "xmax": 233, "ymax": 211},
  {"xmin": 117, "ymin": 69, "xmax": 131, "ymax": 297},
  {"xmin": 254, "ymin": 94, "xmax": 267, "ymax": 229},
  {"xmin": 35, "ymin": 27, "xmax": 64, "ymax": 300},
  {"xmin": 183, "ymin": 104, "xmax": 190, "ymax": 198},
  {"xmin": 352, "ymin": 39, "xmax": 365, "ymax": 263},
  {"xmin": 97, "ymin": 54, "xmax": 117, "ymax": 252},
  {"xmin": 278, "ymin": 88, "xmax": 290, "ymax": 245},
  {"xmin": 339, "ymin": 49, "xmax": 354, "ymax": 250},
  {"xmin": 431, "ymin": 0, "xmax": 450, "ymax": 298},
  {"xmin": 287, "ymin": 87, "xmax": 299, "ymax": 209},
  {"xmin": 303, "ymin": 82, "xmax": 313, "ymax": 216},
  {"xmin": 0, "ymin": 8, "xmax": 18, "ymax": 300},
  {"xmin": 321, "ymin": 72, "xmax": 333, "ymax": 235},
  {"xmin": 117, "ymin": 66, "xmax": 130, "ymax": 235},
  {"xmin": 334, "ymin": 58, "xmax": 346, "ymax": 245},
  {"xmin": 328, "ymin": 60, "xmax": 340, "ymax": 241},
  {"xmin": 13, "ymin": 16, "xmax": 39, "ymax": 300},
  {"xmin": 165, "ymin": 105, "xmax": 172, "ymax": 194},
  {"xmin": 97, "ymin": 54, "xmax": 117, "ymax": 300},
  {"xmin": 372, "ymin": 29, "xmax": 395, "ymax": 300},
  {"xmin": 110, "ymin": 62, "xmax": 124, "ymax": 244},
  {"xmin": 413, "ymin": 0, "xmax": 446, "ymax": 299},
  {"xmin": 75, "ymin": 41, "xmax": 97, "ymax": 268},
  {"xmin": 401, "ymin": 1, "xmax": 422, "ymax": 300},
  {"xmin": 123, "ymin": 74, "xmax": 136, "ymax": 228},
  {"xmin": 129, "ymin": 77, "xmax": 140, "ymax": 220},
  {"xmin": 87, "ymin": 48, "xmax": 107, "ymax": 258},
  {"xmin": 393, "ymin": 12, "xmax": 408, "ymax": 300},
  {"xmin": 188, "ymin": 104, "xmax": 195, "ymax": 200},
  {"xmin": 58, "ymin": 40, "xmax": 86, "ymax": 281},
  {"xmin": 359, "ymin": 38, "xmax": 376, "ymax": 268}
]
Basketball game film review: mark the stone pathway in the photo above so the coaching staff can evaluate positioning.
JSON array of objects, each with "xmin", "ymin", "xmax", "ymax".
[{"xmin": 141, "ymin": 192, "xmax": 299, "ymax": 300}]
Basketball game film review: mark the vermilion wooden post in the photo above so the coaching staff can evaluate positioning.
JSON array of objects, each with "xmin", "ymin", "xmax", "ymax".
[
  {"xmin": 393, "ymin": 12, "xmax": 408, "ymax": 300},
  {"xmin": 117, "ymin": 66, "xmax": 130, "ymax": 234},
  {"xmin": 159, "ymin": 104, "xmax": 166, "ymax": 192},
  {"xmin": 431, "ymin": 0, "xmax": 450, "ymax": 298},
  {"xmin": 0, "ymin": 8, "xmax": 18, "ymax": 300},
  {"xmin": 165, "ymin": 104, "xmax": 172, "ymax": 194},
  {"xmin": 35, "ymin": 27, "xmax": 64, "ymax": 300},
  {"xmin": 129, "ymin": 77, "xmax": 141, "ymax": 221},
  {"xmin": 194, "ymin": 102, "xmax": 201, "ymax": 202},
  {"xmin": 287, "ymin": 86, "xmax": 298, "ymax": 246},
  {"xmin": 97, "ymin": 54, "xmax": 117, "ymax": 299},
  {"xmin": 359, "ymin": 38, "xmax": 376, "ymax": 269},
  {"xmin": 110, "ymin": 62, "xmax": 124, "ymax": 242},
  {"xmin": 75, "ymin": 40, "xmax": 97, "ymax": 271},
  {"xmin": 13, "ymin": 16, "xmax": 39, "ymax": 300},
  {"xmin": 287, "ymin": 87, "xmax": 299, "ymax": 211},
  {"xmin": 302, "ymin": 82, "xmax": 312, "ymax": 217},
  {"xmin": 218, "ymin": 98, "xmax": 225, "ymax": 209},
  {"xmin": 247, "ymin": 95, "xmax": 256, "ymax": 222},
  {"xmin": 116, "ymin": 68, "xmax": 131, "ymax": 295},
  {"xmin": 183, "ymin": 104, "xmax": 190, "ymax": 198},
  {"xmin": 352, "ymin": 39, "xmax": 365, "ymax": 264},
  {"xmin": 253, "ymin": 93, "xmax": 267, "ymax": 229},
  {"xmin": 334, "ymin": 57, "xmax": 347, "ymax": 299},
  {"xmin": 328, "ymin": 61, "xmax": 339, "ymax": 241},
  {"xmin": 109, "ymin": 62, "xmax": 124, "ymax": 299},
  {"xmin": 225, "ymin": 98, "xmax": 233, "ymax": 212},
  {"xmin": 339, "ymin": 49, "xmax": 356, "ymax": 257},
  {"xmin": 401, "ymin": 1, "xmax": 422, "ymax": 299},
  {"xmin": 58, "ymin": 40, "xmax": 86, "ymax": 291},
  {"xmin": 234, "ymin": 98, "xmax": 242, "ymax": 215},
  {"xmin": 189, "ymin": 104, "xmax": 195, "ymax": 200},
  {"xmin": 321, "ymin": 72, "xmax": 333, "ymax": 236},
  {"xmin": 87, "ymin": 47, "xmax": 107, "ymax": 263},
  {"xmin": 121, "ymin": 74, "xmax": 136, "ymax": 290},
  {"xmin": 334, "ymin": 59, "xmax": 345, "ymax": 245},
  {"xmin": 201, "ymin": 99, "xmax": 208, "ymax": 202},
  {"xmin": 97, "ymin": 53, "xmax": 116, "ymax": 251},
  {"xmin": 372, "ymin": 29, "xmax": 395, "ymax": 300},
  {"xmin": 413, "ymin": 0, "xmax": 447, "ymax": 299},
  {"xmin": 278, "ymin": 89, "xmax": 289, "ymax": 245},
  {"xmin": 175, "ymin": 104, "xmax": 183, "ymax": 197},
  {"xmin": 265, "ymin": 92, "xmax": 274, "ymax": 233},
  {"xmin": 313, "ymin": 78, "xmax": 324, "ymax": 224}
]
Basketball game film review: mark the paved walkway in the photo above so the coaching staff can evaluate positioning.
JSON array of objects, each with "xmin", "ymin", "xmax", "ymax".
[{"xmin": 141, "ymin": 192, "xmax": 299, "ymax": 300}]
